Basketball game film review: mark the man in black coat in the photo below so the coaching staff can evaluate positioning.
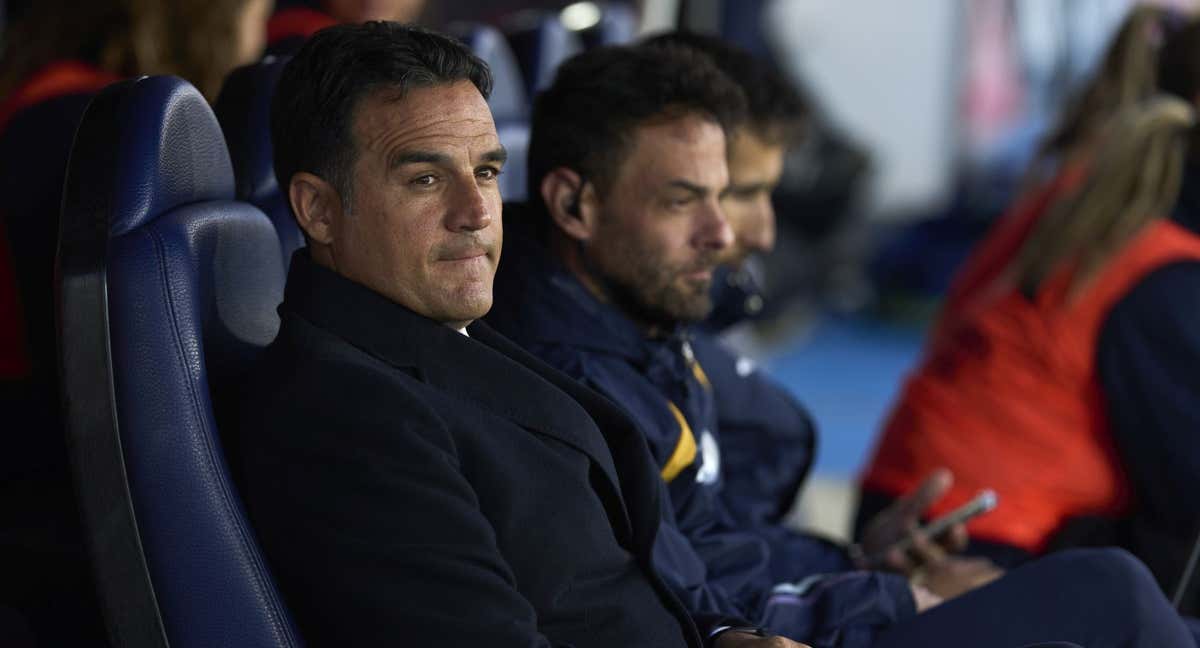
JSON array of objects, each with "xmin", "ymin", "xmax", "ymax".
[{"xmin": 236, "ymin": 21, "xmax": 806, "ymax": 648}]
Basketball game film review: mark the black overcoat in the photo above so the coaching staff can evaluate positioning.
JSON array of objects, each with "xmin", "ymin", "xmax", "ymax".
[{"xmin": 238, "ymin": 253, "xmax": 706, "ymax": 647}]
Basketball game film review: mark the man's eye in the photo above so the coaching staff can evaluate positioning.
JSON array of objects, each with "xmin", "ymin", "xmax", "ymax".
[
  {"xmin": 476, "ymin": 167, "xmax": 501, "ymax": 181},
  {"xmin": 411, "ymin": 174, "xmax": 437, "ymax": 186}
]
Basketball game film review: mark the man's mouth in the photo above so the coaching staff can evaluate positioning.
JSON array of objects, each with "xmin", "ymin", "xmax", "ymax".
[{"xmin": 438, "ymin": 243, "xmax": 492, "ymax": 262}]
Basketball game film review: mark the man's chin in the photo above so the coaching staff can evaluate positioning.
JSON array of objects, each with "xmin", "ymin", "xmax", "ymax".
[{"xmin": 661, "ymin": 293, "xmax": 714, "ymax": 324}]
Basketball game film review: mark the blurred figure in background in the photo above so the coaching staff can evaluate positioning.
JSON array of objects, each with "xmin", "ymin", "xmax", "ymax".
[
  {"xmin": 0, "ymin": 0, "xmax": 268, "ymax": 643},
  {"xmin": 640, "ymin": 30, "xmax": 830, "ymax": 534},
  {"xmin": 859, "ymin": 7, "xmax": 1200, "ymax": 612},
  {"xmin": 266, "ymin": 0, "xmax": 426, "ymax": 54},
  {"xmin": 925, "ymin": 6, "xmax": 1169, "ymax": 343}
]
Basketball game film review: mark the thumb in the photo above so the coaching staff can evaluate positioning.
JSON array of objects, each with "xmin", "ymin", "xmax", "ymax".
[{"xmin": 900, "ymin": 468, "xmax": 953, "ymax": 516}]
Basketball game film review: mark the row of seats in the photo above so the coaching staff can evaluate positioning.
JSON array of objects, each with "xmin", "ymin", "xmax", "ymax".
[{"xmin": 53, "ymin": 13, "xmax": 637, "ymax": 647}]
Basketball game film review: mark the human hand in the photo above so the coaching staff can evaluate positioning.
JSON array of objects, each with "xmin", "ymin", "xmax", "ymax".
[
  {"xmin": 858, "ymin": 469, "xmax": 968, "ymax": 572},
  {"xmin": 909, "ymin": 583, "xmax": 944, "ymax": 613},
  {"xmin": 713, "ymin": 631, "xmax": 812, "ymax": 648},
  {"xmin": 916, "ymin": 555, "xmax": 1003, "ymax": 601}
]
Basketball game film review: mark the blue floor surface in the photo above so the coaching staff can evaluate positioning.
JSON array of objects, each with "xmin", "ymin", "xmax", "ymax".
[{"xmin": 761, "ymin": 315, "xmax": 926, "ymax": 480}]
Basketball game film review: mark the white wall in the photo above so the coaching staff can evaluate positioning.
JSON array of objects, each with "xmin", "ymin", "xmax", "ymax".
[{"xmin": 766, "ymin": 0, "xmax": 962, "ymax": 221}]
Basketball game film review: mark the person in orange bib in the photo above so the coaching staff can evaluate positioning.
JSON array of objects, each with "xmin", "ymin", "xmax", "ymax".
[{"xmin": 859, "ymin": 9, "xmax": 1200, "ymax": 614}]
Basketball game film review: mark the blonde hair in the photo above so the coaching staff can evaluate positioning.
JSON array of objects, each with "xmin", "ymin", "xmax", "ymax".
[
  {"xmin": 0, "ymin": 0, "xmax": 255, "ymax": 102},
  {"xmin": 1011, "ymin": 95, "xmax": 1195, "ymax": 296},
  {"xmin": 1034, "ymin": 6, "xmax": 1169, "ymax": 168},
  {"xmin": 158, "ymin": 0, "xmax": 260, "ymax": 100}
]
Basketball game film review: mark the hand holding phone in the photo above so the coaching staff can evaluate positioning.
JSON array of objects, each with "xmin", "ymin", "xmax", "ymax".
[{"xmin": 866, "ymin": 489, "xmax": 997, "ymax": 568}]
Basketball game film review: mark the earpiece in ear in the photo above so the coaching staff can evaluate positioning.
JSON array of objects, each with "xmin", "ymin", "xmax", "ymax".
[{"xmin": 565, "ymin": 186, "xmax": 582, "ymax": 218}]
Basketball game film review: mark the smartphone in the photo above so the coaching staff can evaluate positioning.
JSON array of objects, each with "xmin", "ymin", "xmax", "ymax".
[{"xmin": 868, "ymin": 489, "xmax": 998, "ymax": 566}]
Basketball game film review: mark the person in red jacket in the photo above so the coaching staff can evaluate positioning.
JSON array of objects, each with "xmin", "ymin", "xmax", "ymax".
[{"xmin": 858, "ymin": 8, "xmax": 1200, "ymax": 610}]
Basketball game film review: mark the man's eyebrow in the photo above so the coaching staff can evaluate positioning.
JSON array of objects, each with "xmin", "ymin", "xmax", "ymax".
[
  {"xmin": 480, "ymin": 147, "xmax": 508, "ymax": 165},
  {"xmin": 666, "ymin": 180, "xmax": 710, "ymax": 197},
  {"xmin": 389, "ymin": 150, "xmax": 452, "ymax": 168},
  {"xmin": 389, "ymin": 147, "xmax": 509, "ymax": 168},
  {"xmin": 722, "ymin": 181, "xmax": 771, "ymax": 196}
]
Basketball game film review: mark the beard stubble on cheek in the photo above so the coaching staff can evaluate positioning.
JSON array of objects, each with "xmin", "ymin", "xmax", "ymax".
[{"xmin": 620, "ymin": 251, "xmax": 716, "ymax": 324}]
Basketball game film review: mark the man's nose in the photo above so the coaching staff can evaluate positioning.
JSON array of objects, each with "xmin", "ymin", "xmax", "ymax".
[
  {"xmin": 696, "ymin": 200, "xmax": 734, "ymax": 251},
  {"xmin": 447, "ymin": 182, "xmax": 492, "ymax": 232},
  {"xmin": 741, "ymin": 200, "xmax": 776, "ymax": 255}
]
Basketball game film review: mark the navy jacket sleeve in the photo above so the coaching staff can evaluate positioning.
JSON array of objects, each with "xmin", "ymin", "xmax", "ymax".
[
  {"xmin": 1098, "ymin": 260, "xmax": 1200, "ymax": 530},
  {"xmin": 536, "ymin": 345, "xmax": 917, "ymax": 645}
]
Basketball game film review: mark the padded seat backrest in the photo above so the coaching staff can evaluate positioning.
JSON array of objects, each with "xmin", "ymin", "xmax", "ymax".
[
  {"xmin": 58, "ymin": 76, "xmax": 301, "ymax": 648},
  {"xmin": 502, "ymin": 10, "xmax": 583, "ymax": 99},
  {"xmin": 580, "ymin": 2, "xmax": 638, "ymax": 48},
  {"xmin": 450, "ymin": 22, "xmax": 531, "ymax": 202},
  {"xmin": 215, "ymin": 56, "xmax": 304, "ymax": 263}
]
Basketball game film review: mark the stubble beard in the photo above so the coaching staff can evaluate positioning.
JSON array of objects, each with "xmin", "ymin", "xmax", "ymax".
[{"xmin": 597, "ymin": 247, "xmax": 716, "ymax": 328}]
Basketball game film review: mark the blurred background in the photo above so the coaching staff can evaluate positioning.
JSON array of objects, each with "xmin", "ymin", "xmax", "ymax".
[
  {"xmin": 9, "ymin": 1, "xmax": 1200, "ymax": 644},
  {"xmin": 3, "ymin": 0, "xmax": 1194, "ymax": 544}
]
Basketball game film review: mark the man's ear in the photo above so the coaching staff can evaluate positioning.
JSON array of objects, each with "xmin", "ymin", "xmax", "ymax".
[
  {"xmin": 288, "ymin": 172, "xmax": 342, "ymax": 245},
  {"xmin": 540, "ymin": 167, "xmax": 597, "ymax": 243}
]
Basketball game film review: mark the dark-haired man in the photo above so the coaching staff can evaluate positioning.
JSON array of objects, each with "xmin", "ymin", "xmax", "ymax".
[
  {"xmin": 238, "ymin": 20, "xmax": 808, "ymax": 648},
  {"xmin": 638, "ymin": 31, "xmax": 967, "ymax": 576},
  {"xmin": 483, "ymin": 39, "xmax": 1198, "ymax": 648},
  {"xmin": 639, "ymin": 31, "xmax": 822, "ymax": 533}
]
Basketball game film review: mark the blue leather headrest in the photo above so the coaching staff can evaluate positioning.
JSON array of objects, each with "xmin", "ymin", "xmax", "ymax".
[
  {"xmin": 108, "ymin": 77, "xmax": 234, "ymax": 237},
  {"xmin": 213, "ymin": 57, "xmax": 305, "ymax": 261},
  {"xmin": 451, "ymin": 23, "xmax": 528, "ymax": 123},
  {"xmin": 215, "ymin": 57, "xmax": 290, "ymax": 209},
  {"xmin": 589, "ymin": 3, "xmax": 638, "ymax": 47},
  {"xmin": 503, "ymin": 11, "xmax": 583, "ymax": 97}
]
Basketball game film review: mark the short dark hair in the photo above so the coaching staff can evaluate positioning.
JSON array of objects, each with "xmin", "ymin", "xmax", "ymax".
[
  {"xmin": 271, "ymin": 22, "xmax": 492, "ymax": 211},
  {"xmin": 642, "ymin": 31, "xmax": 808, "ymax": 142},
  {"xmin": 527, "ymin": 44, "xmax": 746, "ymax": 207}
]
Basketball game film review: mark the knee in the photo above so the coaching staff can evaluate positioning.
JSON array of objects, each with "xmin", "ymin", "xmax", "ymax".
[
  {"xmin": 1043, "ymin": 548, "xmax": 1166, "ymax": 616},
  {"xmin": 1039, "ymin": 547, "xmax": 1154, "ymax": 586}
]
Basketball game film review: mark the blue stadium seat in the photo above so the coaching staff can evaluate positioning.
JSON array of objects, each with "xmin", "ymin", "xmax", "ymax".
[
  {"xmin": 58, "ymin": 76, "xmax": 301, "ymax": 648},
  {"xmin": 579, "ymin": 2, "xmax": 639, "ymax": 48},
  {"xmin": 451, "ymin": 22, "xmax": 531, "ymax": 201},
  {"xmin": 215, "ymin": 56, "xmax": 305, "ymax": 262},
  {"xmin": 502, "ymin": 10, "xmax": 583, "ymax": 99}
]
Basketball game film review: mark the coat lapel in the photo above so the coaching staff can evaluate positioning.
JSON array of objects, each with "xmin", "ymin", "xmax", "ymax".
[{"xmin": 283, "ymin": 253, "xmax": 640, "ymax": 541}]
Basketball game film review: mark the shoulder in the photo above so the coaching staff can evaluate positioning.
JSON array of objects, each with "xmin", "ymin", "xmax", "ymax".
[
  {"xmin": 1102, "ymin": 260, "xmax": 1200, "ymax": 344},
  {"xmin": 243, "ymin": 313, "xmax": 453, "ymax": 453}
]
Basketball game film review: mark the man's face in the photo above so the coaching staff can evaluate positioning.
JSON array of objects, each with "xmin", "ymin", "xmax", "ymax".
[
  {"xmin": 718, "ymin": 129, "xmax": 786, "ymax": 268},
  {"xmin": 328, "ymin": 81, "xmax": 505, "ymax": 328},
  {"xmin": 584, "ymin": 114, "xmax": 733, "ymax": 326}
]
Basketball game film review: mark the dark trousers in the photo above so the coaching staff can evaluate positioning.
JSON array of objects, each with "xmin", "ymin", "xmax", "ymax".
[{"xmin": 874, "ymin": 548, "xmax": 1195, "ymax": 648}]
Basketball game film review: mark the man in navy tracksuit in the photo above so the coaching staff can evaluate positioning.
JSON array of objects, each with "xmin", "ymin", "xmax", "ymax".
[
  {"xmin": 638, "ymin": 32, "xmax": 821, "ymax": 533},
  {"xmin": 485, "ymin": 40, "xmax": 1196, "ymax": 647}
]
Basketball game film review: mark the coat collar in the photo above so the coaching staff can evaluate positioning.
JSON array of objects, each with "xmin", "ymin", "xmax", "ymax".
[{"xmin": 281, "ymin": 251, "xmax": 630, "ymax": 500}]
